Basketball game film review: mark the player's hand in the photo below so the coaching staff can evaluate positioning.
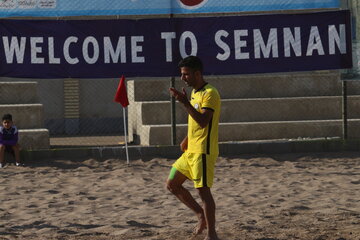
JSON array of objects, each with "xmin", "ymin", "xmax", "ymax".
[
  {"xmin": 169, "ymin": 87, "xmax": 188, "ymax": 105},
  {"xmin": 180, "ymin": 136, "xmax": 188, "ymax": 152}
]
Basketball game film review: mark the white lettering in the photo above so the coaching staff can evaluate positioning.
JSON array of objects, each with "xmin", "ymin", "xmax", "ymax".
[
  {"xmin": 215, "ymin": 30, "xmax": 230, "ymax": 61},
  {"xmin": 329, "ymin": 24, "xmax": 346, "ymax": 54},
  {"xmin": 131, "ymin": 36, "xmax": 144, "ymax": 63},
  {"xmin": 104, "ymin": 37, "xmax": 126, "ymax": 63},
  {"xmin": 0, "ymin": 24, "xmax": 348, "ymax": 67},
  {"xmin": 2, "ymin": 36, "xmax": 26, "ymax": 64},
  {"xmin": 283, "ymin": 27, "xmax": 302, "ymax": 57},
  {"xmin": 179, "ymin": 31, "xmax": 197, "ymax": 58},
  {"xmin": 307, "ymin": 26, "xmax": 325, "ymax": 56},
  {"xmin": 254, "ymin": 28, "xmax": 278, "ymax": 59},
  {"xmin": 234, "ymin": 30, "xmax": 249, "ymax": 60},
  {"xmin": 30, "ymin": 37, "xmax": 44, "ymax": 64},
  {"xmin": 63, "ymin": 36, "xmax": 79, "ymax": 64},
  {"xmin": 83, "ymin": 36, "xmax": 99, "ymax": 64},
  {"xmin": 161, "ymin": 32, "xmax": 176, "ymax": 62},
  {"xmin": 48, "ymin": 37, "xmax": 60, "ymax": 64}
]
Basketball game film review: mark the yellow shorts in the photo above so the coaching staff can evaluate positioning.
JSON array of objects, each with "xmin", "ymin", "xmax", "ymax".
[{"xmin": 173, "ymin": 152, "xmax": 217, "ymax": 188}]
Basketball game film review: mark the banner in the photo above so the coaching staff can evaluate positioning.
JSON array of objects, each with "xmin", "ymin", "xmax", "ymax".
[
  {"xmin": 0, "ymin": 0, "xmax": 340, "ymax": 17},
  {"xmin": 0, "ymin": 10, "xmax": 352, "ymax": 78},
  {"xmin": 172, "ymin": 0, "xmax": 340, "ymax": 14}
]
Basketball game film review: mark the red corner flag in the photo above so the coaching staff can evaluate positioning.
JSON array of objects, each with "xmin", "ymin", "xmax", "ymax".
[{"xmin": 114, "ymin": 75, "xmax": 129, "ymax": 108}]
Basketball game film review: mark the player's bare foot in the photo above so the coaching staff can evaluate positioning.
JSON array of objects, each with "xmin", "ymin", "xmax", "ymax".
[{"xmin": 193, "ymin": 214, "xmax": 207, "ymax": 235}]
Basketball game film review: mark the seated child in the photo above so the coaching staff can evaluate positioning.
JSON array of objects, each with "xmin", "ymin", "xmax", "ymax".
[{"xmin": 0, "ymin": 114, "xmax": 22, "ymax": 168}]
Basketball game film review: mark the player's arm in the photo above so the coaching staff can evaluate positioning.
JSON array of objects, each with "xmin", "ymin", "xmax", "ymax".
[
  {"xmin": 169, "ymin": 87, "xmax": 213, "ymax": 128},
  {"xmin": 184, "ymin": 105, "xmax": 213, "ymax": 128}
]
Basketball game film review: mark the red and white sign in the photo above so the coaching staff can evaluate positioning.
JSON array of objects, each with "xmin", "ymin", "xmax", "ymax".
[{"xmin": 177, "ymin": 0, "xmax": 208, "ymax": 9}]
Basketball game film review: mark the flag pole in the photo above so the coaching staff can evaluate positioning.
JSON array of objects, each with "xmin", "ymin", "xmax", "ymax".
[
  {"xmin": 114, "ymin": 75, "xmax": 130, "ymax": 165},
  {"xmin": 123, "ymin": 107, "xmax": 129, "ymax": 165}
]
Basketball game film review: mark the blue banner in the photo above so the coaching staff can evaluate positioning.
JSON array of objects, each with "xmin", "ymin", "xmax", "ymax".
[
  {"xmin": 0, "ymin": 0, "xmax": 340, "ymax": 17},
  {"xmin": 172, "ymin": 0, "xmax": 340, "ymax": 14},
  {"xmin": 0, "ymin": 10, "xmax": 352, "ymax": 78}
]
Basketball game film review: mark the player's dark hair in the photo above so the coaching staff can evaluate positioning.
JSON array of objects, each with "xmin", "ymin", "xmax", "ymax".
[
  {"xmin": 2, "ymin": 113, "xmax": 12, "ymax": 121},
  {"xmin": 178, "ymin": 56, "xmax": 203, "ymax": 73}
]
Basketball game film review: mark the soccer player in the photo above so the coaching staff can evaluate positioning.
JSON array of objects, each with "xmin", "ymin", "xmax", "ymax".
[{"xmin": 166, "ymin": 56, "xmax": 221, "ymax": 240}]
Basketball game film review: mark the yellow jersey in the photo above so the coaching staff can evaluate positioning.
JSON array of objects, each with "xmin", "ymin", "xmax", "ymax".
[{"xmin": 187, "ymin": 83, "xmax": 221, "ymax": 155}]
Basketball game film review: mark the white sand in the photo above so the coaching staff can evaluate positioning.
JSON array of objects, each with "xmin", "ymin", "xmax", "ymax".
[{"xmin": 0, "ymin": 151, "xmax": 359, "ymax": 240}]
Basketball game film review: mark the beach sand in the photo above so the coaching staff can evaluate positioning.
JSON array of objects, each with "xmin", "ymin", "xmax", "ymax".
[{"xmin": 0, "ymin": 151, "xmax": 359, "ymax": 240}]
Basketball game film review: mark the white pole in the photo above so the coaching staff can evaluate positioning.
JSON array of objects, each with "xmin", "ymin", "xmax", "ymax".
[{"xmin": 123, "ymin": 108, "xmax": 129, "ymax": 165}]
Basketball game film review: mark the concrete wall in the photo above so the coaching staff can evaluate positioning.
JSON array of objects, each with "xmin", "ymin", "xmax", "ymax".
[
  {"xmin": 0, "ymin": 104, "xmax": 44, "ymax": 128},
  {"xmin": 0, "ymin": 78, "xmax": 126, "ymax": 136},
  {"xmin": 79, "ymin": 79, "xmax": 125, "ymax": 135},
  {"xmin": 0, "ymin": 81, "xmax": 50, "ymax": 150},
  {"xmin": 2, "ymin": 69, "xmax": 360, "ymax": 143},
  {"xmin": 0, "ymin": 78, "xmax": 64, "ymax": 134},
  {"xmin": 0, "ymin": 82, "xmax": 39, "ymax": 104},
  {"xmin": 128, "ymin": 71, "xmax": 360, "ymax": 145},
  {"xmin": 136, "ymin": 96, "xmax": 360, "ymax": 125}
]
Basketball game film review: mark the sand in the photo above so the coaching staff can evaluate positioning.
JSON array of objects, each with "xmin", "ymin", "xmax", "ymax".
[{"xmin": 0, "ymin": 151, "xmax": 359, "ymax": 240}]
